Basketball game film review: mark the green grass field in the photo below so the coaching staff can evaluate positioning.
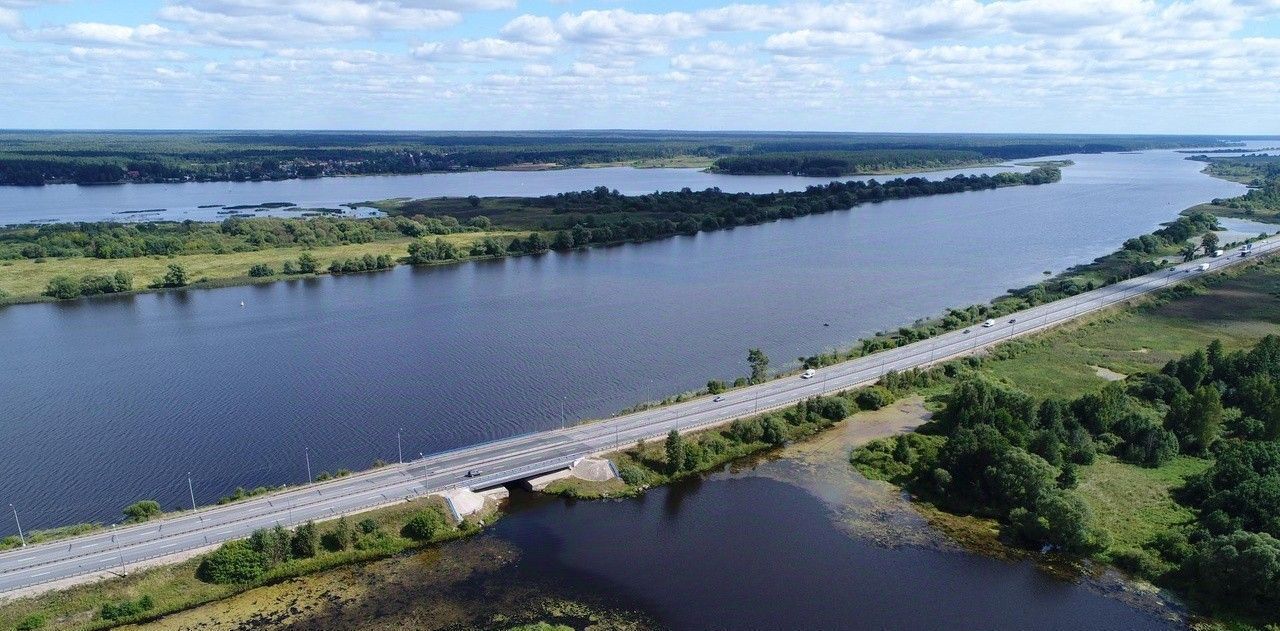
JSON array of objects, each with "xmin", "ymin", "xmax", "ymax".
[
  {"xmin": 0, "ymin": 231, "xmax": 526, "ymax": 303},
  {"xmin": 984, "ymin": 258, "xmax": 1280, "ymax": 399},
  {"xmin": 1075, "ymin": 455, "xmax": 1207, "ymax": 552}
]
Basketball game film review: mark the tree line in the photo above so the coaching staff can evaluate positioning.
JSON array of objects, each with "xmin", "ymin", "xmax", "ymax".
[{"xmin": 853, "ymin": 335, "xmax": 1280, "ymax": 617}]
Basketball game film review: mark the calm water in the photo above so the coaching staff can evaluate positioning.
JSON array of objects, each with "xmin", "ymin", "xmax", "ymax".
[
  {"xmin": 0, "ymin": 148, "xmax": 1248, "ymax": 529},
  {"xmin": 489, "ymin": 475, "xmax": 1175, "ymax": 630},
  {"xmin": 0, "ymin": 164, "xmax": 1021, "ymax": 224}
]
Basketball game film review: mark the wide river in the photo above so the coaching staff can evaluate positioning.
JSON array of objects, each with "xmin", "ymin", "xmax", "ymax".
[
  {"xmin": 1, "ymin": 164, "xmax": 1018, "ymax": 224},
  {"xmin": 0, "ymin": 149, "xmax": 1248, "ymax": 531}
]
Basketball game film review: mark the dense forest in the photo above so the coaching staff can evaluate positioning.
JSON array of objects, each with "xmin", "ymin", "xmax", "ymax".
[
  {"xmin": 710, "ymin": 149, "xmax": 990, "ymax": 176},
  {"xmin": 855, "ymin": 335, "xmax": 1280, "ymax": 619},
  {"xmin": 0, "ymin": 130, "xmax": 1225, "ymax": 186}
]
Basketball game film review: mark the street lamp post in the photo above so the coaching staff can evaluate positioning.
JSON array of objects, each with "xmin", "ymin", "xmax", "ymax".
[
  {"xmin": 305, "ymin": 447, "xmax": 313, "ymax": 484},
  {"xmin": 9, "ymin": 504, "xmax": 24, "ymax": 547},
  {"xmin": 187, "ymin": 472, "xmax": 197, "ymax": 513}
]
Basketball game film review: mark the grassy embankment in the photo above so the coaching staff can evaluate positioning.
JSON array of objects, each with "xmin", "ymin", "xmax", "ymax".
[
  {"xmin": 0, "ymin": 231, "xmax": 524, "ymax": 305},
  {"xmin": 0, "ymin": 496, "xmax": 489, "ymax": 631}
]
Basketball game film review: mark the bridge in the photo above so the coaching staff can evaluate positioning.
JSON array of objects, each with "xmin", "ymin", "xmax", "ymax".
[{"xmin": 2, "ymin": 236, "xmax": 1275, "ymax": 597}]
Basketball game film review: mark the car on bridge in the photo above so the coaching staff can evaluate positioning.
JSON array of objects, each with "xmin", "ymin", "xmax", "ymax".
[{"xmin": 801, "ymin": 369, "xmax": 815, "ymax": 379}]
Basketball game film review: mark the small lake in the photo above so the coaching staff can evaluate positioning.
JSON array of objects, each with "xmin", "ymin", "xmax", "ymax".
[
  {"xmin": 0, "ymin": 164, "xmax": 1022, "ymax": 224},
  {"xmin": 0, "ymin": 148, "xmax": 1253, "ymax": 530}
]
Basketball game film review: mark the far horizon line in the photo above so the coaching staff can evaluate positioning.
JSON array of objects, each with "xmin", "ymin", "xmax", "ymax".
[{"xmin": 1, "ymin": 128, "xmax": 1278, "ymax": 138}]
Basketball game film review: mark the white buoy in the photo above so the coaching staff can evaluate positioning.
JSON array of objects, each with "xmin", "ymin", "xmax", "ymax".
[{"xmin": 239, "ymin": 301, "xmax": 245, "ymax": 307}]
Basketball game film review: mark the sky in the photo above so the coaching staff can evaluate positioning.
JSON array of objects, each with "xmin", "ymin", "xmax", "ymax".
[{"xmin": 0, "ymin": 0, "xmax": 1278, "ymax": 133}]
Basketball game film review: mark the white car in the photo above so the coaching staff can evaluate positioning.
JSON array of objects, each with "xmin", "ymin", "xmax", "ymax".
[
  {"xmin": 801, "ymin": 369, "xmax": 816, "ymax": 379},
  {"xmin": 713, "ymin": 395, "xmax": 725, "ymax": 402},
  {"xmin": 982, "ymin": 319, "xmax": 995, "ymax": 328}
]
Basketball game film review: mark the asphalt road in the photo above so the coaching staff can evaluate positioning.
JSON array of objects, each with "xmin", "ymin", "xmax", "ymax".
[{"xmin": 2, "ymin": 237, "xmax": 1276, "ymax": 596}]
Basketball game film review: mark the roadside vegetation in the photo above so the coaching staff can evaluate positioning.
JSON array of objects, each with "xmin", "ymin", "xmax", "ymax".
[
  {"xmin": 850, "ymin": 255, "xmax": 1280, "ymax": 628},
  {"xmin": 0, "ymin": 496, "xmax": 481, "ymax": 631},
  {"xmin": 0, "ymin": 168, "xmax": 1059, "ymax": 305}
]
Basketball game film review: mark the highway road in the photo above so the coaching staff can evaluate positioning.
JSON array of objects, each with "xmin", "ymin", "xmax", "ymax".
[{"xmin": 2, "ymin": 236, "xmax": 1276, "ymax": 596}]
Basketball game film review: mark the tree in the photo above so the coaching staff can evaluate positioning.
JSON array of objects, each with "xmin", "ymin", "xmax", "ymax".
[
  {"xmin": 249, "ymin": 525, "xmax": 292, "ymax": 568},
  {"xmin": 525, "ymin": 232, "xmax": 549, "ymax": 253},
  {"xmin": 290, "ymin": 521, "xmax": 319, "ymax": 559},
  {"xmin": 706, "ymin": 380, "xmax": 727, "ymax": 395},
  {"xmin": 552, "ymin": 230, "xmax": 575, "ymax": 250},
  {"xmin": 1185, "ymin": 531, "xmax": 1280, "ymax": 611},
  {"xmin": 401, "ymin": 509, "xmax": 446, "ymax": 541},
  {"xmin": 322, "ymin": 516, "xmax": 356, "ymax": 551},
  {"xmin": 665, "ymin": 429, "xmax": 685, "ymax": 473},
  {"xmin": 1181, "ymin": 243, "xmax": 1198, "ymax": 262},
  {"xmin": 297, "ymin": 252, "xmax": 318, "ymax": 273},
  {"xmin": 1165, "ymin": 385, "xmax": 1223, "ymax": 454},
  {"xmin": 747, "ymin": 348, "xmax": 770, "ymax": 384},
  {"xmin": 159, "ymin": 263, "xmax": 188, "ymax": 288},
  {"xmin": 248, "ymin": 263, "xmax": 275, "ymax": 277},
  {"xmin": 196, "ymin": 540, "xmax": 266, "ymax": 584},
  {"xmin": 1201, "ymin": 231, "xmax": 1220, "ymax": 254},
  {"xmin": 43, "ymin": 275, "xmax": 80, "ymax": 299},
  {"xmin": 122, "ymin": 500, "xmax": 162, "ymax": 523},
  {"xmin": 407, "ymin": 237, "xmax": 459, "ymax": 264},
  {"xmin": 761, "ymin": 416, "xmax": 787, "ymax": 445},
  {"xmin": 856, "ymin": 386, "xmax": 895, "ymax": 411}
]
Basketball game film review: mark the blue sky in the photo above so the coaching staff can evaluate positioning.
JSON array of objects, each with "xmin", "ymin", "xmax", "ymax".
[{"xmin": 1, "ymin": 0, "xmax": 1278, "ymax": 133}]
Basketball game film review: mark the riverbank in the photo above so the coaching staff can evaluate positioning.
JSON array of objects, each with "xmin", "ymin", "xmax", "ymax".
[
  {"xmin": 0, "ymin": 167, "xmax": 1060, "ymax": 306},
  {"xmin": 0, "ymin": 211, "xmax": 1264, "ymax": 628},
  {"xmin": 0, "ymin": 495, "xmax": 497, "ymax": 630}
]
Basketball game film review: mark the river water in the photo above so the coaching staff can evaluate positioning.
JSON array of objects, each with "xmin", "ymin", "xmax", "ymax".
[
  {"xmin": 0, "ymin": 164, "xmax": 1020, "ymax": 224},
  {"xmin": 0, "ymin": 149, "xmax": 1250, "ymax": 530}
]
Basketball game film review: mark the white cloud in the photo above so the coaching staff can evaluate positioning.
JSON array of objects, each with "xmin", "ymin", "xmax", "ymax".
[
  {"xmin": 16, "ymin": 22, "xmax": 174, "ymax": 46},
  {"xmin": 413, "ymin": 38, "xmax": 554, "ymax": 61},
  {"xmin": 1, "ymin": 0, "xmax": 1279, "ymax": 132}
]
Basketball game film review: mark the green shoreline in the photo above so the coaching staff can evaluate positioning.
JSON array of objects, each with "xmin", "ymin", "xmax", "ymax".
[
  {"xmin": 3, "ymin": 167, "xmax": 1274, "ymax": 628},
  {"xmin": 0, "ymin": 167, "xmax": 1060, "ymax": 307}
]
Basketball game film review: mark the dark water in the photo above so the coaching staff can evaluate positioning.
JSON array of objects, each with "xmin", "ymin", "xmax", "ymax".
[
  {"xmin": 0, "ymin": 164, "xmax": 1021, "ymax": 224},
  {"xmin": 0, "ymin": 149, "xmax": 1247, "ymax": 529},
  {"xmin": 486, "ymin": 474, "xmax": 1174, "ymax": 630}
]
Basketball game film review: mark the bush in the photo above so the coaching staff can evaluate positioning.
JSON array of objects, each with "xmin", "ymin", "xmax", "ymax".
[
  {"xmin": 618, "ymin": 463, "xmax": 648, "ymax": 486},
  {"xmin": 856, "ymin": 386, "xmax": 895, "ymax": 411},
  {"xmin": 196, "ymin": 540, "xmax": 266, "ymax": 584},
  {"xmin": 43, "ymin": 275, "xmax": 80, "ymax": 299},
  {"xmin": 99, "ymin": 595, "xmax": 154, "ymax": 622},
  {"xmin": 248, "ymin": 263, "xmax": 275, "ymax": 277},
  {"xmin": 1111, "ymin": 547, "xmax": 1168, "ymax": 580},
  {"xmin": 401, "ymin": 509, "xmax": 447, "ymax": 541},
  {"xmin": 157, "ymin": 263, "xmax": 188, "ymax": 288},
  {"xmin": 16, "ymin": 614, "xmax": 46, "ymax": 630},
  {"xmin": 122, "ymin": 500, "xmax": 162, "ymax": 523}
]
